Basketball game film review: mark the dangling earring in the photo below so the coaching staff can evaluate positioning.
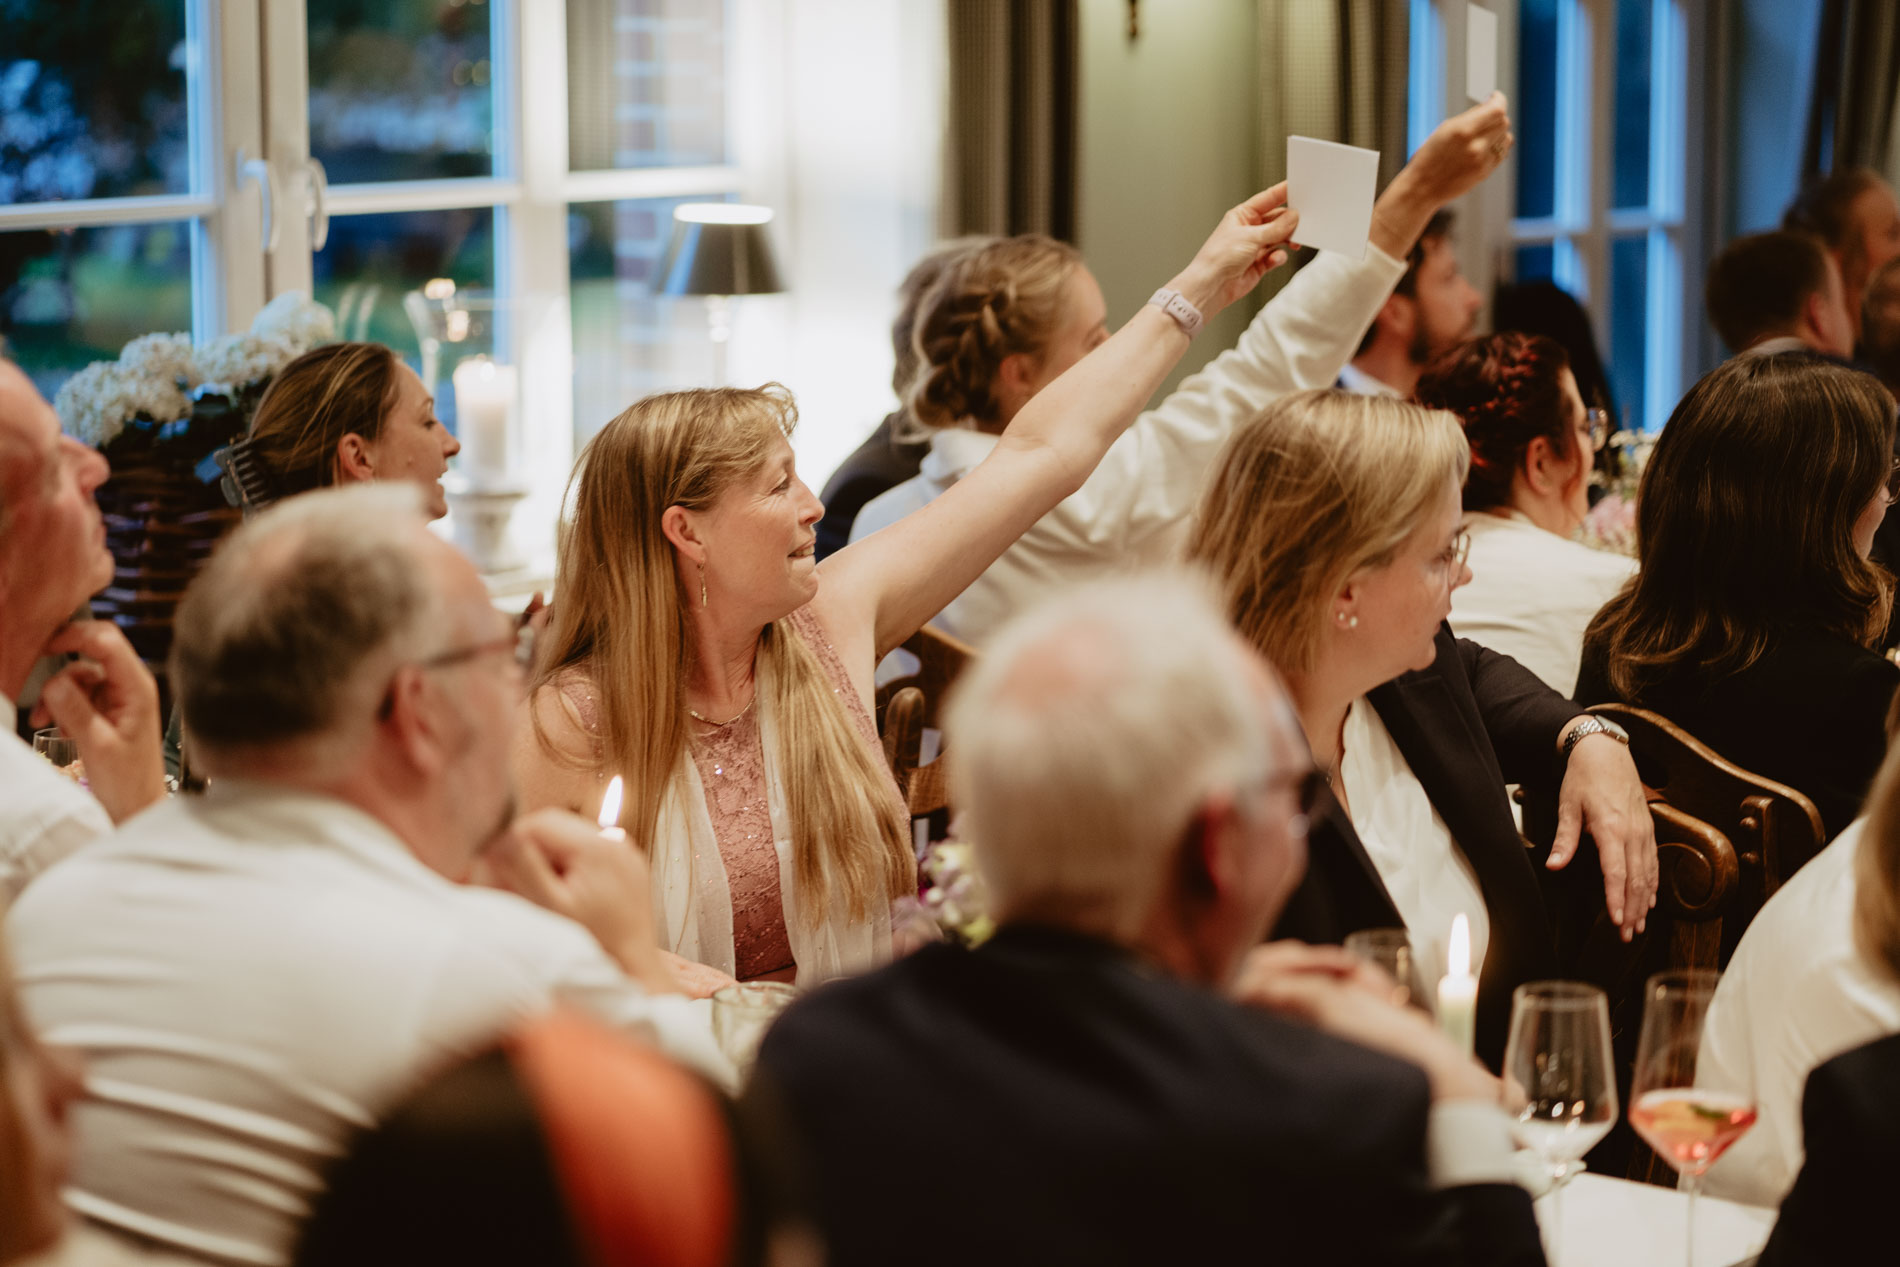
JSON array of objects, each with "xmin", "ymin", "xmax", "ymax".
[{"xmin": 699, "ymin": 563, "xmax": 708, "ymax": 608}]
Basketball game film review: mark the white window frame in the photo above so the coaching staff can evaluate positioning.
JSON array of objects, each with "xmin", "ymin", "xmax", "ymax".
[
  {"xmin": 0, "ymin": 0, "xmax": 267, "ymax": 344},
  {"xmin": 1410, "ymin": 0, "xmax": 1705, "ymax": 433}
]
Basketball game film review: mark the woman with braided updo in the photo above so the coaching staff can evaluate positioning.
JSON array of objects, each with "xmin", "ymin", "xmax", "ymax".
[
  {"xmin": 1414, "ymin": 332, "xmax": 1633, "ymax": 693},
  {"xmin": 846, "ymin": 99, "xmax": 1521, "ymax": 644}
]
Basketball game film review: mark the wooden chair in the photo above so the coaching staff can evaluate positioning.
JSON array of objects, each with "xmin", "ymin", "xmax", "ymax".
[
  {"xmin": 874, "ymin": 624, "xmax": 977, "ymax": 732},
  {"xmin": 1535, "ymin": 704, "xmax": 1825, "ymax": 1186},
  {"xmin": 881, "ymin": 686, "xmax": 926, "ymax": 803}
]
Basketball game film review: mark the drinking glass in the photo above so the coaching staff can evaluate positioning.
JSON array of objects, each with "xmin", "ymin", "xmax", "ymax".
[
  {"xmin": 1503, "ymin": 981, "xmax": 1618, "ymax": 1265},
  {"xmin": 1343, "ymin": 927, "xmax": 1433, "ymax": 1016},
  {"xmin": 32, "ymin": 728, "xmax": 79, "ymax": 777},
  {"xmin": 1627, "ymin": 970, "xmax": 1756, "ymax": 1267},
  {"xmin": 712, "ymin": 981, "xmax": 799, "ymax": 1077}
]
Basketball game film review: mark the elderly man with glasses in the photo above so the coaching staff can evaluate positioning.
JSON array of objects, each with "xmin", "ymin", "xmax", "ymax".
[
  {"xmin": 751, "ymin": 573, "xmax": 1545, "ymax": 1267},
  {"xmin": 6, "ymin": 483, "xmax": 729, "ymax": 1267}
]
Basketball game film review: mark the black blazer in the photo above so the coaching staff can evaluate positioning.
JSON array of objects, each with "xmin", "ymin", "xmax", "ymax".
[
  {"xmin": 753, "ymin": 924, "xmax": 1547, "ymax": 1267},
  {"xmin": 1272, "ymin": 626, "xmax": 1575, "ymax": 1069},
  {"xmin": 1756, "ymin": 1029, "xmax": 1900, "ymax": 1266},
  {"xmin": 814, "ymin": 410, "xmax": 929, "ymax": 560},
  {"xmin": 1574, "ymin": 624, "xmax": 1900, "ymax": 841}
]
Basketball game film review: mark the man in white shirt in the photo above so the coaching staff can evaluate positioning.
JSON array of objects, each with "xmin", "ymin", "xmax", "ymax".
[
  {"xmin": 1695, "ymin": 817, "xmax": 1900, "ymax": 1208},
  {"xmin": 1705, "ymin": 230, "xmax": 1855, "ymax": 360},
  {"xmin": 0, "ymin": 359, "xmax": 167, "ymax": 904},
  {"xmin": 1338, "ymin": 209, "xmax": 1483, "ymax": 399},
  {"xmin": 8, "ymin": 485, "xmax": 728, "ymax": 1266}
]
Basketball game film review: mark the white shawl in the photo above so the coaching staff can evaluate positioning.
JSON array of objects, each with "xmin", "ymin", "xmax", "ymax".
[{"xmin": 647, "ymin": 699, "xmax": 891, "ymax": 985}]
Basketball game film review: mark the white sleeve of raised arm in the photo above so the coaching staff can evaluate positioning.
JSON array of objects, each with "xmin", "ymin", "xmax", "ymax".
[
  {"xmin": 1424, "ymin": 1099, "xmax": 1523, "ymax": 1190},
  {"xmin": 1035, "ymin": 243, "xmax": 1410, "ymax": 562}
]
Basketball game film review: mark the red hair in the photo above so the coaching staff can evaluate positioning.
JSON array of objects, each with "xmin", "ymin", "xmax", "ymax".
[{"xmin": 1415, "ymin": 332, "xmax": 1575, "ymax": 512}]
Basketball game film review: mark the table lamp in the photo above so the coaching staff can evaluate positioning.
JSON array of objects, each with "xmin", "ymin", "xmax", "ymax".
[{"xmin": 656, "ymin": 203, "xmax": 785, "ymax": 385}]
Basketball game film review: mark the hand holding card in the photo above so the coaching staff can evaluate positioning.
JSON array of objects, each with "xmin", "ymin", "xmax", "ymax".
[{"xmin": 1286, "ymin": 137, "xmax": 1381, "ymax": 260}]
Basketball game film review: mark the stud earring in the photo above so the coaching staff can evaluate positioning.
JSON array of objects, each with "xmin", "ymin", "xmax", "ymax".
[{"xmin": 1336, "ymin": 611, "xmax": 1358, "ymax": 629}]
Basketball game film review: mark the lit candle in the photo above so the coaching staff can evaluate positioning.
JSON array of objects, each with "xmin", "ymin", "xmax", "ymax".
[
  {"xmin": 451, "ymin": 355, "xmax": 517, "ymax": 486},
  {"xmin": 597, "ymin": 775, "xmax": 627, "ymax": 843},
  {"xmin": 1437, "ymin": 913, "xmax": 1478, "ymax": 1055}
]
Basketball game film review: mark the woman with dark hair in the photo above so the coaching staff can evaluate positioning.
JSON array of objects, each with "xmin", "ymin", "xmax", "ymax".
[
  {"xmin": 226, "ymin": 342, "xmax": 461, "ymax": 519},
  {"xmin": 1416, "ymin": 332, "xmax": 1634, "ymax": 694},
  {"xmin": 1577, "ymin": 352, "xmax": 1900, "ymax": 838}
]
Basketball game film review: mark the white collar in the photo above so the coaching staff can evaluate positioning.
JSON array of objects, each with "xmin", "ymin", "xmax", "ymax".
[
  {"xmin": 1743, "ymin": 335, "xmax": 1816, "ymax": 357},
  {"xmin": 920, "ymin": 427, "xmax": 1002, "ymax": 483},
  {"xmin": 1336, "ymin": 362, "xmax": 1404, "ymax": 398}
]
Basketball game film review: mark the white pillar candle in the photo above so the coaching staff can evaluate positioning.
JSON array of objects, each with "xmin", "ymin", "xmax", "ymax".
[
  {"xmin": 1437, "ymin": 912, "xmax": 1478, "ymax": 1055},
  {"xmin": 451, "ymin": 356, "xmax": 517, "ymax": 486}
]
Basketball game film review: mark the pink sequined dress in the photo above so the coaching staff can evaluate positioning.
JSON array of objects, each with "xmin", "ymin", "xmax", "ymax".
[{"xmin": 557, "ymin": 604, "xmax": 900, "ymax": 981}]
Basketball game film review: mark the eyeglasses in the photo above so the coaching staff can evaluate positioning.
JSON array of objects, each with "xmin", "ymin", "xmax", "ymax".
[
  {"xmin": 418, "ymin": 630, "xmax": 533, "ymax": 675},
  {"xmin": 1584, "ymin": 407, "xmax": 1610, "ymax": 452},
  {"xmin": 1886, "ymin": 457, "xmax": 1900, "ymax": 503},
  {"xmin": 1434, "ymin": 528, "xmax": 1472, "ymax": 590}
]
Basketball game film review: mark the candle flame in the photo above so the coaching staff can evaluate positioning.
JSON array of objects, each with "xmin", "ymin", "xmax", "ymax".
[
  {"xmin": 1448, "ymin": 913, "xmax": 1471, "ymax": 978},
  {"xmin": 598, "ymin": 776, "xmax": 624, "ymax": 832}
]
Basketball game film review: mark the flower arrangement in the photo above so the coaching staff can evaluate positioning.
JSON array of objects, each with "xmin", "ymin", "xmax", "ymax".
[
  {"xmin": 53, "ymin": 292, "xmax": 336, "ymax": 451},
  {"xmin": 894, "ymin": 838, "xmax": 996, "ymax": 950},
  {"xmin": 1578, "ymin": 428, "xmax": 1658, "ymax": 558}
]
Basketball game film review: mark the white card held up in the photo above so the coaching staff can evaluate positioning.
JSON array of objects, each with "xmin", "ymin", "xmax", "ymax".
[
  {"xmin": 1285, "ymin": 136, "xmax": 1380, "ymax": 260},
  {"xmin": 1467, "ymin": 4, "xmax": 1498, "ymax": 102}
]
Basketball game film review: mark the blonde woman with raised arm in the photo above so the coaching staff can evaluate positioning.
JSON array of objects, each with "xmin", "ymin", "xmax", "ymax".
[
  {"xmin": 847, "ymin": 97, "xmax": 1516, "ymax": 645},
  {"xmin": 511, "ymin": 189, "xmax": 1299, "ymax": 988}
]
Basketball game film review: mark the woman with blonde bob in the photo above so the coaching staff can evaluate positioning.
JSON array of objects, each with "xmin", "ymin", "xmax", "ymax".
[
  {"xmin": 514, "ymin": 189, "xmax": 1301, "ymax": 987},
  {"xmin": 1186, "ymin": 389, "xmax": 1655, "ymax": 1068}
]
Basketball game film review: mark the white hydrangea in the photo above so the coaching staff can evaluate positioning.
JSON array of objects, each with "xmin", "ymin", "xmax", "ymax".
[
  {"xmin": 193, "ymin": 332, "xmax": 299, "ymax": 397},
  {"xmin": 250, "ymin": 290, "xmax": 336, "ymax": 352},
  {"xmin": 117, "ymin": 332, "xmax": 201, "ymax": 390},
  {"xmin": 53, "ymin": 360, "xmax": 192, "ymax": 449}
]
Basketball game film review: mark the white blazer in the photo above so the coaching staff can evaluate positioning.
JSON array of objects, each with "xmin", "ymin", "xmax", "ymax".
[
  {"xmin": 850, "ymin": 245, "xmax": 1411, "ymax": 645},
  {"xmin": 1448, "ymin": 511, "xmax": 1636, "ymax": 696}
]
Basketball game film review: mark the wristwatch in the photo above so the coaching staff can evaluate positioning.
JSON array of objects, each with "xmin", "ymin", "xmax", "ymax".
[{"xmin": 1561, "ymin": 715, "xmax": 1630, "ymax": 761}]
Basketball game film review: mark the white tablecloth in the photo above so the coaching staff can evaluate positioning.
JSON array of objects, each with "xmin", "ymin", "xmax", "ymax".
[{"xmin": 1543, "ymin": 1173, "xmax": 1776, "ymax": 1267}]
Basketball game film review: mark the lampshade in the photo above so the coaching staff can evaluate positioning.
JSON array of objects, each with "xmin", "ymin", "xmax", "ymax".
[{"xmin": 656, "ymin": 204, "xmax": 785, "ymax": 297}]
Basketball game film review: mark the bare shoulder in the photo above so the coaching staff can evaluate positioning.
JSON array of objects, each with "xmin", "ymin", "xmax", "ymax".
[{"xmin": 512, "ymin": 670, "xmax": 606, "ymax": 816}]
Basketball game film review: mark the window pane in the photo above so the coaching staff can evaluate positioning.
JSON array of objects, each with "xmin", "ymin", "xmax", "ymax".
[
  {"xmin": 0, "ymin": 222, "xmax": 194, "ymax": 401},
  {"xmin": 1515, "ymin": 244, "xmax": 1556, "ymax": 283},
  {"xmin": 1515, "ymin": 0, "xmax": 1559, "ymax": 220},
  {"xmin": 1609, "ymin": 235, "xmax": 1648, "ymax": 432},
  {"xmin": 314, "ymin": 208, "xmax": 496, "ymax": 365},
  {"xmin": 571, "ymin": 195, "xmax": 743, "ymax": 446},
  {"xmin": 568, "ymin": 0, "xmax": 729, "ymax": 170},
  {"xmin": 1613, "ymin": 0, "xmax": 1653, "ymax": 210},
  {"xmin": 0, "ymin": 1, "xmax": 193, "ymax": 203},
  {"xmin": 308, "ymin": 0, "xmax": 495, "ymax": 183}
]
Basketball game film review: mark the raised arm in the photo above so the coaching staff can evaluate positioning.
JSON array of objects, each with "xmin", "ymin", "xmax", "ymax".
[{"xmin": 821, "ymin": 186, "xmax": 1299, "ymax": 655}]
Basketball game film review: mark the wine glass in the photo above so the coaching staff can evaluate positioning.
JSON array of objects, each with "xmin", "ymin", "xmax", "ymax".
[
  {"xmin": 1628, "ymin": 970, "xmax": 1756, "ymax": 1267},
  {"xmin": 1503, "ymin": 981, "xmax": 1617, "ymax": 1265},
  {"xmin": 1343, "ymin": 927, "xmax": 1433, "ymax": 1016},
  {"xmin": 712, "ymin": 981, "xmax": 799, "ymax": 1077},
  {"xmin": 32, "ymin": 728, "xmax": 79, "ymax": 776}
]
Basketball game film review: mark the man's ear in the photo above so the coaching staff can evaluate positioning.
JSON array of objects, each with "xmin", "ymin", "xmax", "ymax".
[
  {"xmin": 379, "ymin": 665, "xmax": 452, "ymax": 778},
  {"xmin": 659, "ymin": 505, "xmax": 706, "ymax": 566},
  {"xmin": 1374, "ymin": 293, "xmax": 1416, "ymax": 345},
  {"xmin": 335, "ymin": 433, "xmax": 376, "ymax": 484},
  {"xmin": 1177, "ymin": 792, "xmax": 1241, "ymax": 906}
]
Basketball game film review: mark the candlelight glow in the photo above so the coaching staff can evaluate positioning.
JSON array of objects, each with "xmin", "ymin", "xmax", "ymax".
[
  {"xmin": 1448, "ymin": 913, "xmax": 1471, "ymax": 978},
  {"xmin": 598, "ymin": 776, "xmax": 624, "ymax": 832}
]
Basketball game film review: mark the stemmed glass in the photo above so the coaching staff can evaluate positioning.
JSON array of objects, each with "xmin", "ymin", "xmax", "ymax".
[
  {"xmin": 1503, "ymin": 981, "xmax": 1618, "ymax": 1265},
  {"xmin": 1627, "ymin": 970, "xmax": 1756, "ymax": 1267},
  {"xmin": 1343, "ymin": 927, "xmax": 1433, "ymax": 1016},
  {"xmin": 32, "ymin": 728, "xmax": 79, "ymax": 777}
]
